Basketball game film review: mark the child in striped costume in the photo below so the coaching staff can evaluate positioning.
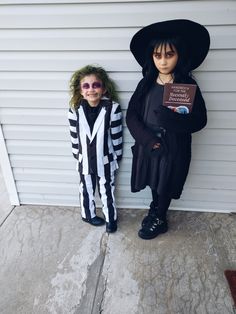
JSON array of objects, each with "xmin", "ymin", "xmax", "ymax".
[{"xmin": 68, "ymin": 65, "xmax": 123, "ymax": 233}]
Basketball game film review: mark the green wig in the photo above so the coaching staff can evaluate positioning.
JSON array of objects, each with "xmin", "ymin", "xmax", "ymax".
[{"xmin": 69, "ymin": 65, "xmax": 119, "ymax": 109}]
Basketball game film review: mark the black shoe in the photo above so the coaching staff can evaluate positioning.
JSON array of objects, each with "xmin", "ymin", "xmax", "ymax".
[
  {"xmin": 106, "ymin": 220, "xmax": 117, "ymax": 233},
  {"xmin": 82, "ymin": 216, "xmax": 105, "ymax": 226},
  {"xmin": 138, "ymin": 216, "xmax": 168, "ymax": 240},
  {"xmin": 141, "ymin": 202, "xmax": 158, "ymax": 227}
]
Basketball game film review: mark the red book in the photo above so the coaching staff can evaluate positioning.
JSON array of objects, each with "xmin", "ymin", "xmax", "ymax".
[{"xmin": 163, "ymin": 83, "xmax": 197, "ymax": 114}]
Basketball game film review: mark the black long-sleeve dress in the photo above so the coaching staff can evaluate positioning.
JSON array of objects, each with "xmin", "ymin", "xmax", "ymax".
[{"xmin": 126, "ymin": 77, "xmax": 207, "ymax": 199}]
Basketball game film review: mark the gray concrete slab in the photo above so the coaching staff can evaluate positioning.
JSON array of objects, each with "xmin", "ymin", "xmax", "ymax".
[
  {"xmin": 100, "ymin": 210, "xmax": 236, "ymax": 314},
  {"xmin": 0, "ymin": 205, "xmax": 235, "ymax": 314}
]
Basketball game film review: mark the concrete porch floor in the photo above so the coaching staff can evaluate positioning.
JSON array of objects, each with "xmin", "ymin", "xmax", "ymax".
[
  {"xmin": 0, "ymin": 202, "xmax": 236, "ymax": 314},
  {"xmin": 1, "ymin": 164, "xmax": 236, "ymax": 314}
]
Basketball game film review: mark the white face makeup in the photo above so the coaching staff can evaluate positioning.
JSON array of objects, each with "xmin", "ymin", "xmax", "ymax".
[
  {"xmin": 153, "ymin": 43, "xmax": 178, "ymax": 75},
  {"xmin": 80, "ymin": 74, "xmax": 106, "ymax": 107}
]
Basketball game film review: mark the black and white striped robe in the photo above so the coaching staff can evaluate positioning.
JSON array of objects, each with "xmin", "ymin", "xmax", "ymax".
[{"xmin": 68, "ymin": 98, "xmax": 123, "ymax": 222}]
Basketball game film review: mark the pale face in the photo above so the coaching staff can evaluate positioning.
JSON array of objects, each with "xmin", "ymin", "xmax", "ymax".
[
  {"xmin": 80, "ymin": 74, "xmax": 106, "ymax": 107},
  {"xmin": 152, "ymin": 43, "xmax": 178, "ymax": 75}
]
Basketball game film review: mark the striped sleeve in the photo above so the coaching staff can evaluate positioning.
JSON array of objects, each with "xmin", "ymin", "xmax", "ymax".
[
  {"xmin": 68, "ymin": 108, "xmax": 79, "ymax": 159},
  {"xmin": 110, "ymin": 102, "xmax": 123, "ymax": 161}
]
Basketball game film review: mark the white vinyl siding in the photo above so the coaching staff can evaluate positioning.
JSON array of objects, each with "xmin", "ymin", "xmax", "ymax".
[{"xmin": 0, "ymin": 0, "xmax": 235, "ymax": 212}]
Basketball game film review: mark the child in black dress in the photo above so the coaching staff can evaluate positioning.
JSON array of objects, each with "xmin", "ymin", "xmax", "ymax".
[
  {"xmin": 68, "ymin": 65, "xmax": 123, "ymax": 233},
  {"xmin": 126, "ymin": 19, "xmax": 210, "ymax": 239}
]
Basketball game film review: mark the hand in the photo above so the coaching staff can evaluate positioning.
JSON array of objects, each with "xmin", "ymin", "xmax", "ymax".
[{"xmin": 152, "ymin": 143, "xmax": 161, "ymax": 150}]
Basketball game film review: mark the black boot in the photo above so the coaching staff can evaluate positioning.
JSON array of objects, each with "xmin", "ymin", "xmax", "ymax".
[
  {"xmin": 82, "ymin": 216, "xmax": 105, "ymax": 226},
  {"xmin": 138, "ymin": 215, "xmax": 168, "ymax": 240},
  {"xmin": 141, "ymin": 202, "xmax": 158, "ymax": 227},
  {"xmin": 106, "ymin": 220, "xmax": 117, "ymax": 233}
]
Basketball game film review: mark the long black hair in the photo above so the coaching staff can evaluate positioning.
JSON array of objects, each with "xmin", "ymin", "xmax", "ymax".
[{"xmin": 140, "ymin": 36, "xmax": 192, "ymax": 97}]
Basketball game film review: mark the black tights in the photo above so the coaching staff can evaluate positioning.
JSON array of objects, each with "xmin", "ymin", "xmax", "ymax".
[{"xmin": 151, "ymin": 190, "xmax": 171, "ymax": 220}]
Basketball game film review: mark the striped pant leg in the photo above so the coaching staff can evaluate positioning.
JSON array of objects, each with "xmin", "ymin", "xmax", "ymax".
[
  {"xmin": 98, "ymin": 164, "xmax": 117, "ymax": 223},
  {"xmin": 79, "ymin": 173, "xmax": 97, "ymax": 219}
]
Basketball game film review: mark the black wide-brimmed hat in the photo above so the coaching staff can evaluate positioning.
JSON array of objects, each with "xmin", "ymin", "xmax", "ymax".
[{"xmin": 130, "ymin": 19, "xmax": 210, "ymax": 70}]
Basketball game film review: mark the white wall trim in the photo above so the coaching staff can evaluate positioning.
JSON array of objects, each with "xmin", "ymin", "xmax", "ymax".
[
  {"xmin": 0, "ymin": 124, "xmax": 19, "ymax": 205},
  {"xmin": 118, "ymin": 205, "xmax": 235, "ymax": 214}
]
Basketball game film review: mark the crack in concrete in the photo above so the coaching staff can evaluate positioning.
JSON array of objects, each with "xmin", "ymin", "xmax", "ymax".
[
  {"xmin": 73, "ymin": 232, "xmax": 109, "ymax": 314},
  {"xmin": 0, "ymin": 205, "xmax": 16, "ymax": 227},
  {"xmin": 91, "ymin": 233, "xmax": 109, "ymax": 314},
  {"xmin": 98, "ymin": 274, "xmax": 108, "ymax": 314}
]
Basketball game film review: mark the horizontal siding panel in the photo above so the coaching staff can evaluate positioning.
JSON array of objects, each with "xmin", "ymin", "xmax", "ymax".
[
  {"xmin": 64, "ymin": 111, "xmax": 236, "ymax": 130},
  {"xmin": 204, "ymin": 93, "xmax": 236, "ymax": 111},
  {"xmin": 2, "ymin": 0, "xmax": 164, "ymax": 3},
  {"xmin": 14, "ymin": 168, "xmax": 79, "ymax": 184},
  {"xmin": 1, "ymin": 91, "xmax": 236, "ymax": 111},
  {"xmin": 109, "ymin": 172, "xmax": 236, "ymax": 191},
  {"xmin": 171, "ymin": 201, "xmax": 235, "ymax": 212},
  {"xmin": 116, "ymin": 185, "xmax": 236, "ymax": 203},
  {"xmin": 192, "ymin": 129, "xmax": 236, "ymax": 146},
  {"xmin": 0, "ymin": 51, "xmax": 139, "ymax": 72},
  {"xmin": 16, "ymin": 181, "xmax": 236, "ymax": 204},
  {"xmin": 9, "ymin": 153, "xmax": 236, "ymax": 176},
  {"xmin": 16, "ymin": 181, "xmax": 81, "ymax": 195},
  {"xmin": 0, "ymin": 72, "xmax": 142, "ymax": 92},
  {"xmin": 0, "ymin": 90, "xmax": 69, "ymax": 108},
  {"xmin": 0, "ymin": 28, "xmax": 135, "ymax": 51},
  {"xmin": 0, "ymin": 50, "xmax": 218, "ymax": 72},
  {"xmin": 195, "ymin": 72, "xmax": 236, "ymax": 92},
  {"xmin": 13, "ymin": 168, "xmax": 129, "ymax": 185},
  {"xmin": 3, "ymin": 125, "xmax": 71, "ymax": 140},
  {"xmin": 178, "ymin": 187, "xmax": 236, "ymax": 204},
  {"xmin": 0, "ymin": 72, "xmax": 236, "ymax": 93},
  {"xmin": 0, "ymin": 90, "xmax": 131, "ymax": 110},
  {"xmin": 189, "ymin": 160, "xmax": 236, "ymax": 176},
  {"xmin": 0, "ymin": 2, "xmax": 235, "ymax": 28},
  {"xmin": 0, "ymin": 108, "xmax": 68, "ymax": 125},
  {"xmin": 18, "ymin": 193, "xmax": 80, "ymax": 207},
  {"xmin": 10, "ymin": 155, "xmax": 74, "ymax": 169},
  {"xmin": 16, "ymin": 190, "xmax": 236, "ymax": 213},
  {"xmin": 185, "ymin": 174, "xmax": 236, "ymax": 190},
  {"xmin": 1, "ymin": 108, "xmax": 236, "ymax": 129},
  {"xmin": 199, "ymin": 50, "xmax": 236, "ymax": 72},
  {"xmin": 13, "ymin": 168, "xmax": 128, "ymax": 187},
  {"xmin": 17, "ymin": 192, "xmax": 236, "ymax": 213},
  {"xmin": 191, "ymin": 145, "xmax": 236, "ymax": 162},
  {"xmin": 6, "ymin": 139, "xmax": 72, "ymax": 155},
  {"xmin": 3, "ymin": 126, "xmax": 236, "ymax": 146},
  {"xmin": 56, "ymin": 142, "xmax": 236, "ymax": 162},
  {"xmin": 0, "ymin": 0, "xmax": 170, "ymax": 3},
  {"xmin": 3, "ymin": 126, "xmax": 236, "ymax": 160},
  {"xmin": 206, "ymin": 111, "xmax": 236, "ymax": 129},
  {"xmin": 5, "ymin": 139, "xmax": 236, "ymax": 162},
  {"xmin": 3, "ymin": 129, "xmax": 236, "ymax": 158},
  {"xmin": 1, "ymin": 26, "xmax": 236, "ymax": 51},
  {"xmin": 119, "ymin": 198, "xmax": 236, "ymax": 212},
  {"xmin": 118, "ymin": 159, "xmax": 236, "ymax": 176},
  {"xmin": 13, "ymin": 167, "xmax": 236, "ymax": 191},
  {"xmin": 0, "ymin": 49, "xmax": 235, "ymax": 73},
  {"xmin": 6, "ymin": 135, "xmax": 236, "ymax": 161}
]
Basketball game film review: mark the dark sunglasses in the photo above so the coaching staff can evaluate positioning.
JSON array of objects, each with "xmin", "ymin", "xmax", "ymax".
[{"xmin": 81, "ymin": 82, "xmax": 103, "ymax": 90}]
